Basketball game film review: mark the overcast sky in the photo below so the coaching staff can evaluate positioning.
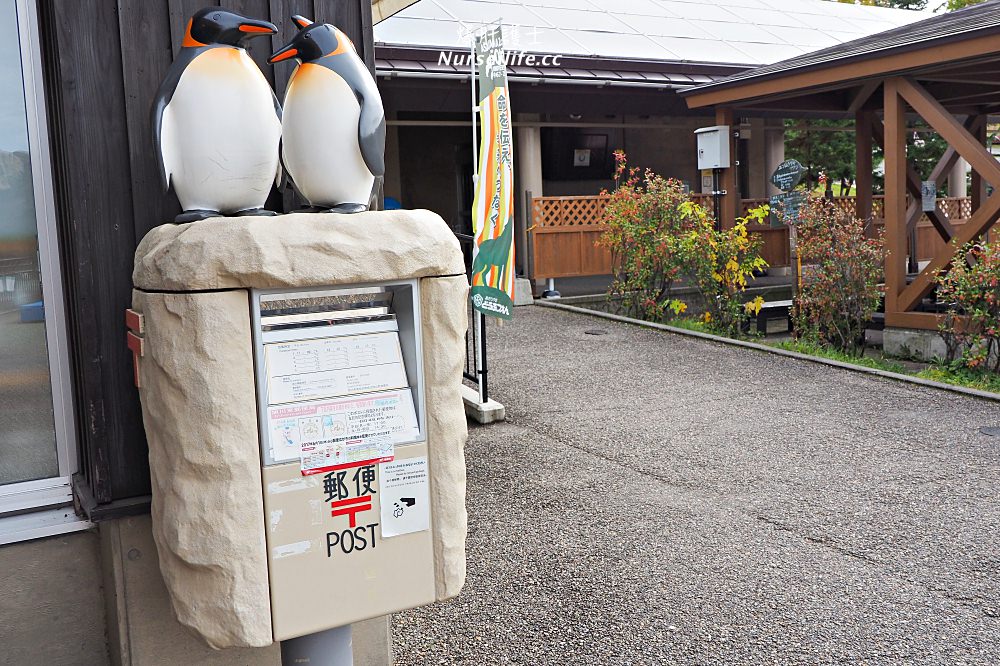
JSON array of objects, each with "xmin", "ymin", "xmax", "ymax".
[{"xmin": 0, "ymin": 0, "xmax": 30, "ymax": 154}]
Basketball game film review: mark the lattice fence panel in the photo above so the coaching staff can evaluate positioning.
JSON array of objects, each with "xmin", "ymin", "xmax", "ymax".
[{"xmin": 532, "ymin": 196, "xmax": 608, "ymax": 228}]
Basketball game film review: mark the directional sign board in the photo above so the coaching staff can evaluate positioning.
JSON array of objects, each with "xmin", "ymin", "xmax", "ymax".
[
  {"xmin": 770, "ymin": 159, "xmax": 805, "ymax": 193},
  {"xmin": 769, "ymin": 190, "xmax": 807, "ymax": 226}
]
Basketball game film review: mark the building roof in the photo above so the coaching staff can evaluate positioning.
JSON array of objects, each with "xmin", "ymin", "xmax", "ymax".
[
  {"xmin": 374, "ymin": 0, "xmax": 931, "ymax": 68},
  {"xmin": 685, "ymin": 0, "xmax": 1000, "ymax": 100},
  {"xmin": 683, "ymin": 0, "xmax": 1000, "ymax": 113}
]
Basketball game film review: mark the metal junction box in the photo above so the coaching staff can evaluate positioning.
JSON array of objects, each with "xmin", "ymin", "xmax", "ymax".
[
  {"xmin": 250, "ymin": 280, "xmax": 435, "ymax": 641},
  {"xmin": 695, "ymin": 125, "xmax": 731, "ymax": 170}
]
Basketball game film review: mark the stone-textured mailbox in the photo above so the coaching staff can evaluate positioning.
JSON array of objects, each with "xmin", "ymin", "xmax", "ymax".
[{"xmin": 130, "ymin": 210, "xmax": 468, "ymax": 648}]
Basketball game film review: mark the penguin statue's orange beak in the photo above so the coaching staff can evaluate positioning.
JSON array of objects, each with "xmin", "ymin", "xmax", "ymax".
[
  {"xmin": 268, "ymin": 43, "xmax": 299, "ymax": 63},
  {"xmin": 238, "ymin": 18, "xmax": 277, "ymax": 35}
]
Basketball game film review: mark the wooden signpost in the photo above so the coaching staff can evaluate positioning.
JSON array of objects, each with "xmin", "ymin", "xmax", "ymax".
[
  {"xmin": 768, "ymin": 158, "xmax": 806, "ymax": 228},
  {"xmin": 769, "ymin": 159, "xmax": 806, "ymax": 298}
]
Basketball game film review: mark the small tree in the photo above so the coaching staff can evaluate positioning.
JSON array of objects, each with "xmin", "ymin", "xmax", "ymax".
[
  {"xmin": 601, "ymin": 153, "xmax": 695, "ymax": 322},
  {"xmin": 935, "ymin": 241, "xmax": 1000, "ymax": 372},
  {"xmin": 601, "ymin": 152, "xmax": 768, "ymax": 336},
  {"xmin": 793, "ymin": 195, "xmax": 886, "ymax": 356}
]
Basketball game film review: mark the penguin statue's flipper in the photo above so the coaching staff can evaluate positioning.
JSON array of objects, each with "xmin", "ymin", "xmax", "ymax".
[
  {"xmin": 151, "ymin": 46, "xmax": 209, "ymax": 193},
  {"xmin": 318, "ymin": 52, "xmax": 386, "ymax": 178}
]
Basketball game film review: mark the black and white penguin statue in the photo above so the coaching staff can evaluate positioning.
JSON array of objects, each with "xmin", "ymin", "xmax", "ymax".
[
  {"xmin": 152, "ymin": 8, "xmax": 282, "ymax": 223},
  {"xmin": 269, "ymin": 16, "xmax": 385, "ymax": 213}
]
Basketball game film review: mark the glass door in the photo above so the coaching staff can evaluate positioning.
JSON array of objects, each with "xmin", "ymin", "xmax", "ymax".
[{"xmin": 0, "ymin": 0, "xmax": 77, "ymax": 522}]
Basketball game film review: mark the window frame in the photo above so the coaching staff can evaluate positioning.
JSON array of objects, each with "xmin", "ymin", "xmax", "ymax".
[{"xmin": 0, "ymin": 0, "xmax": 86, "ymax": 539}]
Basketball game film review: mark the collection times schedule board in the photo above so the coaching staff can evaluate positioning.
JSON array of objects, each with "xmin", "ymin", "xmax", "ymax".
[{"xmin": 262, "ymin": 329, "xmax": 420, "ymax": 474}]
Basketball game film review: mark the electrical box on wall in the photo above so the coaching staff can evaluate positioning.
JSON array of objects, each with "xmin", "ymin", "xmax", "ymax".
[{"xmin": 695, "ymin": 125, "xmax": 731, "ymax": 170}]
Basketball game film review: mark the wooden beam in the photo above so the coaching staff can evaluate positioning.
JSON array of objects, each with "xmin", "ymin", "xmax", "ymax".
[
  {"xmin": 855, "ymin": 110, "xmax": 873, "ymax": 225},
  {"xmin": 869, "ymin": 114, "xmax": 957, "ymax": 241},
  {"xmin": 923, "ymin": 144, "xmax": 961, "ymax": 240},
  {"xmin": 895, "ymin": 192, "xmax": 1000, "ymax": 312},
  {"xmin": 971, "ymin": 115, "xmax": 987, "ymax": 213},
  {"xmin": 885, "ymin": 311, "xmax": 946, "ymax": 330},
  {"xmin": 919, "ymin": 74, "xmax": 1000, "ymax": 86},
  {"xmin": 685, "ymin": 32, "xmax": 1000, "ymax": 109},
  {"xmin": 896, "ymin": 78, "xmax": 1000, "ymax": 187},
  {"xmin": 883, "ymin": 78, "xmax": 908, "ymax": 315},
  {"xmin": 721, "ymin": 91, "xmax": 852, "ymax": 115},
  {"xmin": 932, "ymin": 88, "xmax": 1000, "ymax": 105},
  {"xmin": 848, "ymin": 80, "xmax": 880, "ymax": 114},
  {"xmin": 716, "ymin": 107, "xmax": 738, "ymax": 230},
  {"xmin": 906, "ymin": 145, "xmax": 960, "ymax": 240}
]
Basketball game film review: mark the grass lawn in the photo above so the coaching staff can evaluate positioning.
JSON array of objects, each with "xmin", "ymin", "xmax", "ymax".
[
  {"xmin": 768, "ymin": 339, "xmax": 1000, "ymax": 395},
  {"xmin": 653, "ymin": 314, "xmax": 1000, "ymax": 396}
]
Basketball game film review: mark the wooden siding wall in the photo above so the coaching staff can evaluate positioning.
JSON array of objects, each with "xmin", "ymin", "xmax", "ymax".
[{"xmin": 37, "ymin": 0, "xmax": 373, "ymax": 509}]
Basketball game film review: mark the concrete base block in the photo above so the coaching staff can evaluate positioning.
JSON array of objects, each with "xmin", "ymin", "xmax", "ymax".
[
  {"xmin": 514, "ymin": 277, "xmax": 534, "ymax": 306},
  {"xmin": 460, "ymin": 384, "xmax": 506, "ymax": 424},
  {"xmin": 883, "ymin": 327, "xmax": 947, "ymax": 362},
  {"xmin": 100, "ymin": 515, "xmax": 391, "ymax": 666},
  {"xmin": 767, "ymin": 266, "xmax": 792, "ymax": 277}
]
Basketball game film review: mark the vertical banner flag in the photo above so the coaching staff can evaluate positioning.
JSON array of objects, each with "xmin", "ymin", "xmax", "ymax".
[{"xmin": 471, "ymin": 26, "xmax": 515, "ymax": 320}]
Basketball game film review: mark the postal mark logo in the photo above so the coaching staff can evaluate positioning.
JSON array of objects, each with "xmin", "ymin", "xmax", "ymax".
[{"xmin": 323, "ymin": 464, "xmax": 379, "ymax": 556}]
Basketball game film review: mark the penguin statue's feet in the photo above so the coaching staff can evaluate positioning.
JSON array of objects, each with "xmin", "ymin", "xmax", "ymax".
[
  {"xmin": 323, "ymin": 203, "xmax": 369, "ymax": 214},
  {"xmin": 233, "ymin": 207, "xmax": 278, "ymax": 217},
  {"xmin": 174, "ymin": 209, "xmax": 222, "ymax": 224},
  {"xmin": 296, "ymin": 205, "xmax": 328, "ymax": 213}
]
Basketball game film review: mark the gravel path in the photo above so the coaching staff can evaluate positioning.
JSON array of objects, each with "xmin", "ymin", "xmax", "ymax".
[{"xmin": 393, "ymin": 305, "xmax": 1000, "ymax": 665}]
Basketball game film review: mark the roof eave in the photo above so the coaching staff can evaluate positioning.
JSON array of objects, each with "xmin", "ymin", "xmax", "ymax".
[{"xmin": 684, "ymin": 28, "xmax": 1000, "ymax": 110}]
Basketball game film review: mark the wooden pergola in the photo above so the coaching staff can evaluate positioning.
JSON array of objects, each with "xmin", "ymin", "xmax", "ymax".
[{"xmin": 684, "ymin": 2, "xmax": 1000, "ymax": 331}]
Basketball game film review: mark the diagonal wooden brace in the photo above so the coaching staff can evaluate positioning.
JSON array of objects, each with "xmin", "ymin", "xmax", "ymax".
[
  {"xmin": 896, "ymin": 78, "xmax": 1000, "ymax": 188},
  {"xmin": 891, "ymin": 78, "xmax": 1000, "ymax": 312},
  {"xmin": 869, "ymin": 114, "xmax": 960, "ymax": 241},
  {"xmin": 896, "ymin": 192, "xmax": 1000, "ymax": 313}
]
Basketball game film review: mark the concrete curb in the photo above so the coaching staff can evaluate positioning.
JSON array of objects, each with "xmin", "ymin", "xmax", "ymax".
[
  {"xmin": 535, "ymin": 300, "xmax": 1000, "ymax": 404},
  {"xmin": 460, "ymin": 384, "xmax": 506, "ymax": 424}
]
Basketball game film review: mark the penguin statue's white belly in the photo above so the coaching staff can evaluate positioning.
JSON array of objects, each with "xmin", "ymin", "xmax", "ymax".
[
  {"xmin": 281, "ymin": 64, "xmax": 374, "ymax": 207},
  {"xmin": 161, "ymin": 48, "xmax": 280, "ymax": 213}
]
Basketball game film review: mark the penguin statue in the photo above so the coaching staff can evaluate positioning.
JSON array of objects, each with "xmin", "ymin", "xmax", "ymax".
[
  {"xmin": 152, "ymin": 8, "xmax": 282, "ymax": 223},
  {"xmin": 269, "ymin": 16, "xmax": 385, "ymax": 213}
]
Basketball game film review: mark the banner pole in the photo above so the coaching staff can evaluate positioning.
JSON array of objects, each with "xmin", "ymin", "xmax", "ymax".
[{"xmin": 470, "ymin": 32, "xmax": 486, "ymax": 405}]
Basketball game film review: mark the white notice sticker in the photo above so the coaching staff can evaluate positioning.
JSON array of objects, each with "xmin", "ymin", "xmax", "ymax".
[
  {"xmin": 266, "ymin": 388, "xmax": 419, "ymax": 471},
  {"xmin": 379, "ymin": 456, "xmax": 430, "ymax": 538}
]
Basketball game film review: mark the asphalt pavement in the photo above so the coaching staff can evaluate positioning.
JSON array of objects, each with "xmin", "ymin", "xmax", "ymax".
[{"xmin": 393, "ymin": 305, "xmax": 1000, "ymax": 665}]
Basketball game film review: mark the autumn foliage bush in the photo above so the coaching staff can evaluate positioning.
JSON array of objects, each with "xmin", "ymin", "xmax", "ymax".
[
  {"xmin": 600, "ymin": 152, "xmax": 768, "ymax": 336},
  {"xmin": 935, "ymin": 241, "xmax": 1000, "ymax": 372},
  {"xmin": 792, "ymin": 195, "xmax": 885, "ymax": 356}
]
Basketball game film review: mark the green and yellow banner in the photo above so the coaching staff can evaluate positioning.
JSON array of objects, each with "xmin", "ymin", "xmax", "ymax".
[{"xmin": 471, "ymin": 26, "xmax": 514, "ymax": 320}]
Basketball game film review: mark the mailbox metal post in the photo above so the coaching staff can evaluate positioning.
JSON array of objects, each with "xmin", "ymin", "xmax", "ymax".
[{"xmin": 281, "ymin": 626, "xmax": 352, "ymax": 665}]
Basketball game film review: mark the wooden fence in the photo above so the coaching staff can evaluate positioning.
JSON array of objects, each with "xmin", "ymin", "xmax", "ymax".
[
  {"xmin": 530, "ymin": 196, "xmax": 613, "ymax": 279},
  {"xmin": 529, "ymin": 194, "xmax": 974, "ymax": 279}
]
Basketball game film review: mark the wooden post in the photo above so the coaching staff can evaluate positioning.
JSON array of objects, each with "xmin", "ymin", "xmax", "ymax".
[
  {"xmin": 716, "ymin": 107, "xmax": 738, "ymax": 230},
  {"xmin": 971, "ymin": 114, "xmax": 987, "ymax": 214},
  {"xmin": 883, "ymin": 79, "xmax": 907, "ymax": 316},
  {"xmin": 855, "ymin": 110, "xmax": 873, "ymax": 229}
]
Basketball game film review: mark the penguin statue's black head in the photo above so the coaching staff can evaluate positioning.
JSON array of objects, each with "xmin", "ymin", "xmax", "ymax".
[
  {"xmin": 268, "ymin": 15, "xmax": 354, "ymax": 64},
  {"xmin": 184, "ymin": 7, "xmax": 277, "ymax": 48}
]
